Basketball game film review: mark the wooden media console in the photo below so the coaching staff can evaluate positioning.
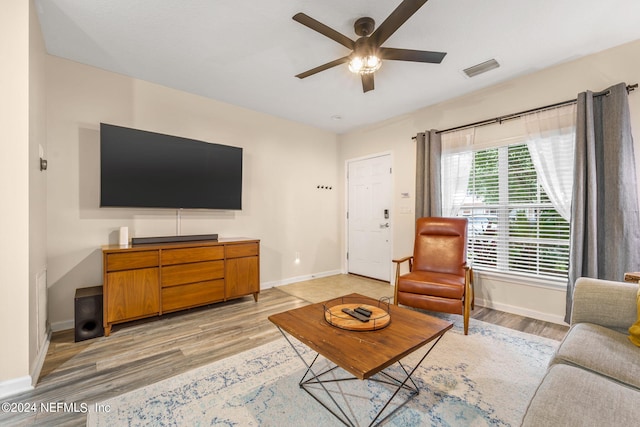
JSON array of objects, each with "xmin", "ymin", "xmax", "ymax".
[{"xmin": 101, "ymin": 237, "xmax": 259, "ymax": 336}]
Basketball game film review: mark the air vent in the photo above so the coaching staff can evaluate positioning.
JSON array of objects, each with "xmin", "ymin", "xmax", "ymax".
[{"xmin": 463, "ymin": 59, "xmax": 500, "ymax": 78}]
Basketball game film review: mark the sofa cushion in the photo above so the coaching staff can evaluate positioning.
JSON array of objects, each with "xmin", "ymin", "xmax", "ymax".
[
  {"xmin": 551, "ymin": 322, "xmax": 640, "ymax": 390},
  {"xmin": 629, "ymin": 286, "xmax": 640, "ymax": 347},
  {"xmin": 521, "ymin": 364, "xmax": 640, "ymax": 427}
]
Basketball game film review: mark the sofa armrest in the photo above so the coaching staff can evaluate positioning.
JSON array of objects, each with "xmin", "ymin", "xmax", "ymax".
[{"xmin": 571, "ymin": 277, "xmax": 638, "ymax": 331}]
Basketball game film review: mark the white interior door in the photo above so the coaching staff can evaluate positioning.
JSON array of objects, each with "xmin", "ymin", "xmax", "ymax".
[{"xmin": 347, "ymin": 154, "xmax": 392, "ymax": 281}]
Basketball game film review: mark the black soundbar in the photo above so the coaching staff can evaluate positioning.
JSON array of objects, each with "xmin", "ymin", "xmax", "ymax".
[{"xmin": 131, "ymin": 234, "xmax": 218, "ymax": 245}]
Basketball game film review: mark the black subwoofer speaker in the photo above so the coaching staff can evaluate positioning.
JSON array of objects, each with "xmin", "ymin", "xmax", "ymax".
[{"xmin": 74, "ymin": 286, "xmax": 104, "ymax": 342}]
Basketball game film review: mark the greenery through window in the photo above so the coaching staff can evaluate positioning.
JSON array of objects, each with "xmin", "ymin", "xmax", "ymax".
[{"xmin": 458, "ymin": 144, "xmax": 570, "ymax": 279}]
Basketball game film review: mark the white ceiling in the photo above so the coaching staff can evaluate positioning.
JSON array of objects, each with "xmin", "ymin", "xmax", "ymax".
[{"xmin": 35, "ymin": 0, "xmax": 640, "ymax": 134}]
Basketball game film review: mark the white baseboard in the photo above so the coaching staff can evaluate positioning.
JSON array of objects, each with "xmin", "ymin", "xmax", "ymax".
[
  {"xmin": 475, "ymin": 297, "xmax": 567, "ymax": 326},
  {"xmin": 0, "ymin": 375, "xmax": 33, "ymax": 399},
  {"xmin": 30, "ymin": 328, "xmax": 52, "ymax": 386},
  {"xmin": 261, "ymin": 269, "xmax": 343, "ymax": 289},
  {"xmin": 51, "ymin": 319, "xmax": 74, "ymax": 333},
  {"xmin": 0, "ymin": 330, "xmax": 51, "ymax": 399},
  {"xmin": 50, "ymin": 270, "xmax": 345, "ymax": 332}
]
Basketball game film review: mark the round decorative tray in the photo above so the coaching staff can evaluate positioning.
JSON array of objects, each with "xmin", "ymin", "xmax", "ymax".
[{"xmin": 323, "ymin": 296, "xmax": 391, "ymax": 331}]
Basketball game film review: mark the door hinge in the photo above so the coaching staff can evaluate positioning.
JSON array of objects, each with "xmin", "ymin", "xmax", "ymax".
[
  {"xmin": 346, "ymin": 211, "xmax": 349, "ymax": 219},
  {"xmin": 346, "ymin": 252, "xmax": 349, "ymax": 260},
  {"xmin": 390, "ymin": 167, "xmax": 392, "ymax": 174}
]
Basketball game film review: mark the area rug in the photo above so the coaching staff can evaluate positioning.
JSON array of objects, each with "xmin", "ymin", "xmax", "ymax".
[{"xmin": 87, "ymin": 317, "xmax": 557, "ymax": 426}]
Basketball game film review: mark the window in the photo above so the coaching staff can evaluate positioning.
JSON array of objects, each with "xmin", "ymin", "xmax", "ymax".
[
  {"xmin": 459, "ymin": 143, "xmax": 570, "ymax": 279},
  {"xmin": 441, "ymin": 105, "xmax": 576, "ymax": 280}
]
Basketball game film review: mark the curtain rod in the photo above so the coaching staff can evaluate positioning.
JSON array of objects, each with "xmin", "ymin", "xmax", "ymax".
[{"xmin": 412, "ymin": 83, "xmax": 638, "ymax": 138}]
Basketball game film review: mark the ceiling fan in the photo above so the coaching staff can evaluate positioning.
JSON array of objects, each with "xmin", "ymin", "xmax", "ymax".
[{"xmin": 293, "ymin": 0, "xmax": 446, "ymax": 93}]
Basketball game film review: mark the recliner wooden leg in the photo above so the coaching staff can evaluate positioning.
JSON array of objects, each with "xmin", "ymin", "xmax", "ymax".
[
  {"xmin": 393, "ymin": 263, "xmax": 400, "ymax": 305},
  {"xmin": 470, "ymin": 279, "xmax": 475, "ymax": 310},
  {"xmin": 463, "ymin": 304, "xmax": 469, "ymax": 335},
  {"xmin": 393, "ymin": 282, "xmax": 399, "ymax": 305},
  {"xmin": 463, "ymin": 274, "xmax": 472, "ymax": 335}
]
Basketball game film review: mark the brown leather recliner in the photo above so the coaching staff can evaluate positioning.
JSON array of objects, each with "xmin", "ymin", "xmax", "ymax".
[{"xmin": 393, "ymin": 217, "xmax": 474, "ymax": 334}]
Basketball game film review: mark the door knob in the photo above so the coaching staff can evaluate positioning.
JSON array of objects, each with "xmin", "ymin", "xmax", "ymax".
[{"xmin": 380, "ymin": 223, "xmax": 390, "ymax": 228}]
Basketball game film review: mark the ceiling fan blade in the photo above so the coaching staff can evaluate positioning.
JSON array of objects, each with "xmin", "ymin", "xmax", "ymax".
[
  {"xmin": 295, "ymin": 56, "xmax": 351, "ymax": 79},
  {"xmin": 370, "ymin": 0, "xmax": 429, "ymax": 47},
  {"xmin": 293, "ymin": 13, "xmax": 355, "ymax": 50},
  {"xmin": 379, "ymin": 47, "xmax": 446, "ymax": 63},
  {"xmin": 361, "ymin": 73, "xmax": 374, "ymax": 93}
]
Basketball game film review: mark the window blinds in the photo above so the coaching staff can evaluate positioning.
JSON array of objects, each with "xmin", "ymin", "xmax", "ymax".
[{"xmin": 443, "ymin": 105, "xmax": 575, "ymax": 279}]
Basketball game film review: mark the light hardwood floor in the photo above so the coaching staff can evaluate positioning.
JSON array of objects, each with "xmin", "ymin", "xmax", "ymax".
[{"xmin": 0, "ymin": 274, "xmax": 568, "ymax": 426}]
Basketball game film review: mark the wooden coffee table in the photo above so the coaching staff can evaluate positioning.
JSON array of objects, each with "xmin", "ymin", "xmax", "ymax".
[{"xmin": 268, "ymin": 293, "xmax": 453, "ymax": 426}]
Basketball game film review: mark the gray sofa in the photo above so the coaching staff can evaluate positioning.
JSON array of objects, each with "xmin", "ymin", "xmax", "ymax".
[{"xmin": 521, "ymin": 277, "xmax": 640, "ymax": 427}]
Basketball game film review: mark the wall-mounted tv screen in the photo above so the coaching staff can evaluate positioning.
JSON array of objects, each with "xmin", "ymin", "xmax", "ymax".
[{"xmin": 100, "ymin": 123, "xmax": 242, "ymax": 210}]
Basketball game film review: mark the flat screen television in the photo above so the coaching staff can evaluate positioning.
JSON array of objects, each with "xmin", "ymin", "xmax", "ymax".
[{"xmin": 100, "ymin": 123, "xmax": 242, "ymax": 210}]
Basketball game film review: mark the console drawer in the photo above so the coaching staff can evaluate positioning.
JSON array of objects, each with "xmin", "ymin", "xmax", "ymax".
[
  {"xmin": 162, "ymin": 246, "xmax": 224, "ymax": 265},
  {"xmin": 225, "ymin": 243, "xmax": 259, "ymax": 259},
  {"xmin": 162, "ymin": 280, "xmax": 225, "ymax": 312},
  {"xmin": 106, "ymin": 251, "xmax": 158, "ymax": 272},
  {"xmin": 162, "ymin": 260, "xmax": 224, "ymax": 287}
]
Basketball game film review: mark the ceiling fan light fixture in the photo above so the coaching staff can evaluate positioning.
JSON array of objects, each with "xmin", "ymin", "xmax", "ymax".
[
  {"xmin": 348, "ymin": 54, "xmax": 381, "ymax": 74},
  {"xmin": 349, "ymin": 35, "xmax": 381, "ymax": 75}
]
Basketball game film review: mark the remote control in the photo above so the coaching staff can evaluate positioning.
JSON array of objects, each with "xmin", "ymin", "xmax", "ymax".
[
  {"xmin": 354, "ymin": 307, "xmax": 372, "ymax": 317},
  {"xmin": 342, "ymin": 308, "xmax": 370, "ymax": 322}
]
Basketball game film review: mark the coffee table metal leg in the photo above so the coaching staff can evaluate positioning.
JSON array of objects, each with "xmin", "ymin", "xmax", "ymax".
[
  {"xmin": 277, "ymin": 326, "xmax": 446, "ymax": 427},
  {"xmin": 367, "ymin": 333, "xmax": 444, "ymax": 426},
  {"xmin": 278, "ymin": 327, "xmax": 356, "ymax": 426}
]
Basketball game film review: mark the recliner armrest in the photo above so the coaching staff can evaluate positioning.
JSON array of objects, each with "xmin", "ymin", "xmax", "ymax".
[
  {"xmin": 393, "ymin": 256, "xmax": 413, "ymax": 286},
  {"xmin": 571, "ymin": 277, "xmax": 638, "ymax": 331}
]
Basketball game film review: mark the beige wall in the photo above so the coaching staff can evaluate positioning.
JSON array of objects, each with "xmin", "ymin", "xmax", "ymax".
[
  {"xmin": 29, "ymin": 0, "xmax": 48, "ymax": 383},
  {"xmin": 45, "ymin": 56, "xmax": 341, "ymax": 328},
  {"xmin": 0, "ymin": 0, "xmax": 31, "ymax": 392},
  {"xmin": 339, "ymin": 39, "xmax": 640, "ymax": 324}
]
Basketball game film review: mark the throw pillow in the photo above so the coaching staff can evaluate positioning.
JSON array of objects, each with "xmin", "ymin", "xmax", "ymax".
[{"xmin": 629, "ymin": 286, "xmax": 640, "ymax": 347}]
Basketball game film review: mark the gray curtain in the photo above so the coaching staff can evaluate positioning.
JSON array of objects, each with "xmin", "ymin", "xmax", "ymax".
[
  {"xmin": 567, "ymin": 82, "xmax": 640, "ymax": 322},
  {"xmin": 415, "ymin": 130, "xmax": 442, "ymax": 219}
]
